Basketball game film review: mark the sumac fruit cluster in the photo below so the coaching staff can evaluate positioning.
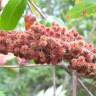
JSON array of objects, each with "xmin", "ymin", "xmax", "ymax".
[{"xmin": 0, "ymin": 22, "xmax": 96, "ymax": 77}]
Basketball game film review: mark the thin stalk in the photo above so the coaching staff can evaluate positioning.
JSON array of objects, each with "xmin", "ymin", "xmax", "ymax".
[
  {"xmin": 27, "ymin": 1, "xmax": 33, "ymax": 13},
  {"xmin": 72, "ymin": 70, "xmax": 77, "ymax": 96},
  {"xmin": 52, "ymin": 66, "xmax": 56, "ymax": 96},
  {"xmin": 28, "ymin": 0, "xmax": 46, "ymax": 19},
  {"xmin": 78, "ymin": 78, "xmax": 94, "ymax": 96},
  {"xmin": 0, "ymin": 64, "xmax": 51, "ymax": 68}
]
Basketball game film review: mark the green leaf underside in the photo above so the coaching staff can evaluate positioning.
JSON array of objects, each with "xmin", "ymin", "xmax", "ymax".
[
  {"xmin": 67, "ymin": 2, "xmax": 96, "ymax": 19},
  {"xmin": 0, "ymin": 0, "xmax": 27, "ymax": 31}
]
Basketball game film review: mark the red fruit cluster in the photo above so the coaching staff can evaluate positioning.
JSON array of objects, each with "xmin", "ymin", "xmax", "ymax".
[
  {"xmin": 70, "ymin": 56, "xmax": 96, "ymax": 77},
  {"xmin": 0, "ymin": 21, "xmax": 96, "ymax": 76}
]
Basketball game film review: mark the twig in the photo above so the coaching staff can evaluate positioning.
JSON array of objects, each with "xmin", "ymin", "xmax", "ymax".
[
  {"xmin": 78, "ymin": 78, "xmax": 94, "ymax": 96},
  {"xmin": 52, "ymin": 66, "xmax": 56, "ymax": 96},
  {"xmin": 28, "ymin": 0, "xmax": 46, "ymax": 19},
  {"xmin": 0, "ymin": 64, "xmax": 51, "ymax": 68},
  {"xmin": 72, "ymin": 70, "xmax": 77, "ymax": 96},
  {"xmin": 27, "ymin": 1, "xmax": 33, "ymax": 13}
]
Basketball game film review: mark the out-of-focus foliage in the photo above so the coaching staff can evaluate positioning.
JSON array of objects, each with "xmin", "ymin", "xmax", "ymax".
[
  {"xmin": 35, "ymin": 85, "xmax": 67, "ymax": 96},
  {"xmin": 66, "ymin": 2, "xmax": 96, "ymax": 19},
  {"xmin": 0, "ymin": 67, "xmax": 67, "ymax": 96},
  {"xmin": 0, "ymin": 91, "xmax": 5, "ymax": 96}
]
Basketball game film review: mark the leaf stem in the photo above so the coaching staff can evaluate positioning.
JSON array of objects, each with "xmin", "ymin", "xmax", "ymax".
[{"xmin": 28, "ymin": 0, "xmax": 47, "ymax": 19}]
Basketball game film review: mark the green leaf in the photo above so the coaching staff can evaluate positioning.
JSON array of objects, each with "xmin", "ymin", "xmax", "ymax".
[
  {"xmin": 6, "ymin": 57, "xmax": 18, "ymax": 65},
  {"xmin": 0, "ymin": 91, "xmax": 5, "ymax": 96},
  {"xmin": 28, "ymin": 59, "xmax": 35, "ymax": 64},
  {"xmin": 0, "ymin": 0, "xmax": 27, "ymax": 31},
  {"xmin": 5, "ymin": 57, "xmax": 19, "ymax": 75},
  {"xmin": 66, "ymin": 2, "xmax": 96, "ymax": 19},
  {"xmin": 2, "ymin": 68, "xmax": 17, "ymax": 77}
]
